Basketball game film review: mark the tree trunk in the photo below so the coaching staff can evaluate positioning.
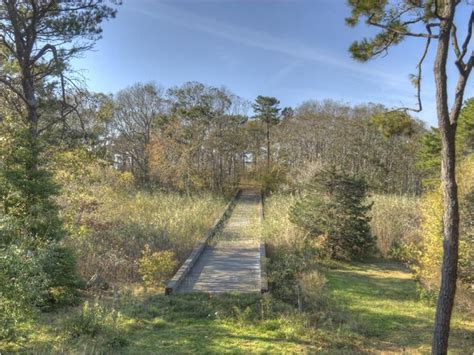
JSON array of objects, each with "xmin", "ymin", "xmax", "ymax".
[
  {"xmin": 21, "ymin": 66, "xmax": 40, "ymax": 164},
  {"xmin": 432, "ymin": 2, "xmax": 460, "ymax": 353},
  {"xmin": 266, "ymin": 121, "xmax": 270, "ymax": 171}
]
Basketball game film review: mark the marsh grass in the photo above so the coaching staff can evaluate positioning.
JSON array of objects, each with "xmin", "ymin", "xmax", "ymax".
[
  {"xmin": 63, "ymin": 189, "xmax": 226, "ymax": 283},
  {"xmin": 369, "ymin": 194, "xmax": 421, "ymax": 256},
  {"xmin": 3, "ymin": 192, "xmax": 472, "ymax": 353},
  {"xmin": 261, "ymin": 193, "xmax": 308, "ymax": 250}
]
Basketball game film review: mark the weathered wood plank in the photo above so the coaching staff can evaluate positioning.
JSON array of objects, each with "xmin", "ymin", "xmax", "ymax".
[
  {"xmin": 165, "ymin": 189, "xmax": 241, "ymax": 295},
  {"xmin": 171, "ymin": 189, "xmax": 264, "ymax": 294}
]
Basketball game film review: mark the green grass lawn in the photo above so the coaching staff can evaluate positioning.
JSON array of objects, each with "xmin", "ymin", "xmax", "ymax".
[
  {"xmin": 2, "ymin": 260, "xmax": 472, "ymax": 354},
  {"xmin": 323, "ymin": 261, "xmax": 473, "ymax": 353}
]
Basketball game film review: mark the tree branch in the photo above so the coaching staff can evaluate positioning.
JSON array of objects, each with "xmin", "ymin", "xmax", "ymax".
[
  {"xmin": 367, "ymin": 14, "xmax": 439, "ymax": 39},
  {"xmin": 395, "ymin": 24, "xmax": 435, "ymax": 113},
  {"xmin": 0, "ymin": 76, "xmax": 28, "ymax": 104},
  {"xmin": 460, "ymin": 11, "xmax": 474, "ymax": 60},
  {"xmin": 450, "ymin": 54, "xmax": 474, "ymax": 125}
]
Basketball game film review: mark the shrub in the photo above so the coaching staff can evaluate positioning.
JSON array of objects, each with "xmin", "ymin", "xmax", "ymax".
[
  {"xmin": 267, "ymin": 248, "xmax": 302, "ymax": 303},
  {"xmin": 413, "ymin": 155, "xmax": 474, "ymax": 309},
  {"xmin": 40, "ymin": 244, "xmax": 84, "ymax": 309},
  {"xmin": 65, "ymin": 301, "xmax": 127, "ymax": 348},
  {"xmin": 290, "ymin": 168, "xmax": 375, "ymax": 260},
  {"xmin": 267, "ymin": 246, "xmax": 316, "ymax": 305},
  {"xmin": 0, "ymin": 245, "xmax": 47, "ymax": 340},
  {"xmin": 138, "ymin": 245, "xmax": 177, "ymax": 288},
  {"xmin": 262, "ymin": 193, "xmax": 320, "ymax": 305},
  {"xmin": 66, "ymin": 301, "xmax": 110, "ymax": 338},
  {"xmin": 261, "ymin": 165, "xmax": 288, "ymax": 194},
  {"xmin": 298, "ymin": 271, "xmax": 328, "ymax": 312}
]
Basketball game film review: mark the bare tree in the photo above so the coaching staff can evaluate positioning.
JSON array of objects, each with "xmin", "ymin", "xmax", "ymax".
[{"xmin": 112, "ymin": 83, "xmax": 167, "ymax": 184}]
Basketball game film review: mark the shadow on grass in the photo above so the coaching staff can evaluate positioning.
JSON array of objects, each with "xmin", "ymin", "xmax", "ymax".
[
  {"xmin": 323, "ymin": 261, "xmax": 474, "ymax": 352},
  {"xmin": 119, "ymin": 292, "xmax": 322, "ymax": 353}
]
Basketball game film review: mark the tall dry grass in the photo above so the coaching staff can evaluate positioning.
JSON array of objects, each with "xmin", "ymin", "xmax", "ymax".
[
  {"xmin": 55, "ymin": 152, "xmax": 226, "ymax": 284},
  {"xmin": 262, "ymin": 193, "xmax": 308, "ymax": 251},
  {"xmin": 369, "ymin": 194, "xmax": 421, "ymax": 257},
  {"xmin": 64, "ymin": 189, "xmax": 225, "ymax": 283}
]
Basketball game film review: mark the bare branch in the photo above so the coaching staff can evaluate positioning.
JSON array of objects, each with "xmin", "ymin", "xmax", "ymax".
[
  {"xmin": 450, "ymin": 53, "xmax": 474, "ymax": 125},
  {"xmin": 451, "ymin": 11, "xmax": 474, "ymax": 75},
  {"xmin": 451, "ymin": 23, "xmax": 462, "ymax": 59},
  {"xmin": 460, "ymin": 11, "xmax": 474, "ymax": 60},
  {"xmin": 394, "ymin": 24, "xmax": 435, "ymax": 113},
  {"xmin": 31, "ymin": 43, "xmax": 57, "ymax": 63},
  {"xmin": 367, "ymin": 14, "xmax": 439, "ymax": 39}
]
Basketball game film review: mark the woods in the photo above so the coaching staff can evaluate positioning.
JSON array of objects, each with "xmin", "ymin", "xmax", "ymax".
[{"xmin": 1, "ymin": 0, "xmax": 474, "ymax": 353}]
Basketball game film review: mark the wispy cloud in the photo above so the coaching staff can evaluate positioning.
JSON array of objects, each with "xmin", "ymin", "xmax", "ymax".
[
  {"xmin": 127, "ymin": 1, "xmax": 407, "ymax": 87},
  {"xmin": 270, "ymin": 60, "xmax": 304, "ymax": 84}
]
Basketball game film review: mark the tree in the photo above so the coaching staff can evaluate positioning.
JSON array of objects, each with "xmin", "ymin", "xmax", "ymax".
[
  {"xmin": 457, "ymin": 97, "xmax": 474, "ymax": 157},
  {"xmin": 290, "ymin": 168, "xmax": 375, "ymax": 260},
  {"xmin": 112, "ymin": 83, "xmax": 167, "ymax": 184},
  {"xmin": 276, "ymin": 100, "xmax": 424, "ymax": 194},
  {"xmin": 149, "ymin": 82, "xmax": 248, "ymax": 192},
  {"xmin": 281, "ymin": 106, "xmax": 295, "ymax": 121},
  {"xmin": 0, "ymin": 0, "xmax": 117, "ymax": 242},
  {"xmin": 371, "ymin": 111, "xmax": 416, "ymax": 138},
  {"xmin": 0, "ymin": 0, "xmax": 118, "ymax": 318},
  {"xmin": 253, "ymin": 96, "xmax": 281, "ymax": 171},
  {"xmin": 346, "ymin": 1, "xmax": 474, "ymax": 352},
  {"xmin": 58, "ymin": 91, "xmax": 114, "ymax": 157}
]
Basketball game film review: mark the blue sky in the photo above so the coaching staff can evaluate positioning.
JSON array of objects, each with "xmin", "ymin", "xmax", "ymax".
[{"xmin": 72, "ymin": 0, "xmax": 474, "ymax": 127}]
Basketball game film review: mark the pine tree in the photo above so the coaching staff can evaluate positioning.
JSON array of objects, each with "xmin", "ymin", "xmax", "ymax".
[
  {"xmin": 252, "ymin": 96, "xmax": 281, "ymax": 171},
  {"xmin": 290, "ymin": 168, "xmax": 375, "ymax": 260}
]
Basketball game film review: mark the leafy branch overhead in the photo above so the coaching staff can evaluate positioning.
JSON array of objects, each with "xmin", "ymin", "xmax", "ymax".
[
  {"xmin": 347, "ymin": 0, "xmax": 474, "ymax": 116},
  {"xmin": 0, "ymin": 0, "xmax": 118, "ymax": 122}
]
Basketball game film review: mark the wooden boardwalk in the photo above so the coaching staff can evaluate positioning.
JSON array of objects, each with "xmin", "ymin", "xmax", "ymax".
[{"xmin": 175, "ymin": 189, "xmax": 263, "ymax": 293}]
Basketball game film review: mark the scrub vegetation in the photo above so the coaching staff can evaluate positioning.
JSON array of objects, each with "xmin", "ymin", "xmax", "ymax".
[{"xmin": 1, "ymin": 1, "xmax": 474, "ymax": 353}]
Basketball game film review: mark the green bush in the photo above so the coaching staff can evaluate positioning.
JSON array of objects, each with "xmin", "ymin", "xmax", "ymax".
[
  {"xmin": 40, "ymin": 244, "xmax": 84, "ymax": 309},
  {"xmin": 267, "ymin": 246, "xmax": 314, "ymax": 304},
  {"xmin": 66, "ymin": 301, "xmax": 109, "ymax": 338},
  {"xmin": 0, "ymin": 116, "xmax": 64, "ymax": 245},
  {"xmin": 65, "ymin": 301, "xmax": 127, "ymax": 348},
  {"xmin": 137, "ymin": 245, "xmax": 177, "ymax": 288},
  {"xmin": 0, "ymin": 245, "xmax": 47, "ymax": 340},
  {"xmin": 290, "ymin": 168, "xmax": 375, "ymax": 260}
]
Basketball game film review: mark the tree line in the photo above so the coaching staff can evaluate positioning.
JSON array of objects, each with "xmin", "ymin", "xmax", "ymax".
[{"xmin": 57, "ymin": 81, "xmax": 428, "ymax": 196}]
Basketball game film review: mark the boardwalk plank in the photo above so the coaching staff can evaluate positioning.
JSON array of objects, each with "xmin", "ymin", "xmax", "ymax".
[{"xmin": 177, "ymin": 189, "xmax": 262, "ymax": 293}]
